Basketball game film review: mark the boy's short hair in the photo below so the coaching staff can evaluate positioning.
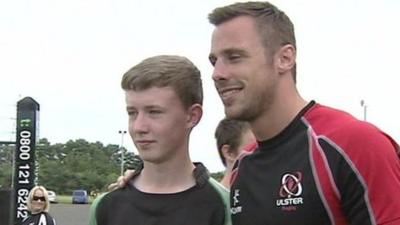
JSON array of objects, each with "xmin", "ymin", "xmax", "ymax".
[{"xmin": 121, "ymin": 55, "xmax": 203, "ymax": 108}]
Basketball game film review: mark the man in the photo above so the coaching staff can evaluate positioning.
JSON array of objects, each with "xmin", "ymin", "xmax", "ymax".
[
  {"xmin": 214, "ymin": 118, "xmax": 255, "ymax": 188},
  {"xmin": 88, "ymin": 55, "xmax": 230, "ymax": 225},
  {"xmin": 208, "ymin": 1, "xmax": 400, "ymax": 225}
]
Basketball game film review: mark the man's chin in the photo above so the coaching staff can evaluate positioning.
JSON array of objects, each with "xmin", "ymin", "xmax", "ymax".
[
  {"xmin": 224, "ymin": 107, "xmax": 242, "ymax": 120},
  {"xmin": 225, "ymin": 106, "xmax": 255, "ymax": 122}
]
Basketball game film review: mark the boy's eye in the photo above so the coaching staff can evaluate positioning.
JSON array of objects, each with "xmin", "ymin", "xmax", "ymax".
[{"xmin": 149, "ymin": 110, "xmax": 162, "ymax": 114}]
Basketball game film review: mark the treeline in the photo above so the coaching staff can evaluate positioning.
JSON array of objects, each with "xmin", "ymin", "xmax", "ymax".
[
  {"xmin": 0, "ymin": 138, "xmax": 223, "ymax": 194},
  {"xmin": 0, "ymin": 138, "xmax": 140, "ymax": 194}
]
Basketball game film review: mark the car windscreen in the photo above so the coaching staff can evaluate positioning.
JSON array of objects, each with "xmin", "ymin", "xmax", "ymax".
[{"xmin": 73, "ymin": 191, "xmax": 85, "ymax": 196}]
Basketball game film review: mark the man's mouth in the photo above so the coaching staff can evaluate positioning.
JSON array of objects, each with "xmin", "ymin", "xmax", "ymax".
[{"xmin": 219, "ymin": 86, "xmax": 243, "ymax": 101}]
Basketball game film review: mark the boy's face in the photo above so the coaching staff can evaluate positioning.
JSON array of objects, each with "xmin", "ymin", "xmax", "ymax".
[{"xmin": 125, "ymin": 86, "xmax": 193, "ymax": 164}]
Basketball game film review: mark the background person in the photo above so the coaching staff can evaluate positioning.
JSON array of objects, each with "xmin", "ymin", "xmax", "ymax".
[
  {"xmin": 22, "ymin": 186, "xmax": 56, "ymax": 225},
  {"xmin": 208, "ymin": 1, "xmax": 400, "ymax": 225},
  {"xmin": 214, "ymin": 118, "xmax": 255, "ymax": 188}
]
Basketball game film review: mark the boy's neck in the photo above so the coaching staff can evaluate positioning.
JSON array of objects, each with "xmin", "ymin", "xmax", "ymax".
[{"xmin": 132, "ymin": 157, "xmax": 196, "ymax": 194}]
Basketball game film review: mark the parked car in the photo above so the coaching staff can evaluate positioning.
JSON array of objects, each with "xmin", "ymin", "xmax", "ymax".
[
  {"xmin": 72, "ymin": 189, "xmax": 89, "ymax": 204},
  {"xmin": 47, "ymin": 190, "xmax": 58, "ymax": 203}
]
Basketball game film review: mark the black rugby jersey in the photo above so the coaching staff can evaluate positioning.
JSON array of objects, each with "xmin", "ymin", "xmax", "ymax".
[
  {"xmin": 89, "ymin": 163, "xmax": 231, "ymax": 225},
  {"xmin": 230, "ymin": 101, "xmax": 400, "ymax": 225}
]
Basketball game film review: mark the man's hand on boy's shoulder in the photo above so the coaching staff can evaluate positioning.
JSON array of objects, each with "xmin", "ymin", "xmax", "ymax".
[{"xmin": 107, "ymin": 169, "xmax": 136, "ymax": 191}]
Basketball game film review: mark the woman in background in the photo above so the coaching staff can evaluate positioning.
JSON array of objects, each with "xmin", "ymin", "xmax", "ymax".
[{"xmin": 22, "ymin": 186, "xmax": 56, "ymax": 225}]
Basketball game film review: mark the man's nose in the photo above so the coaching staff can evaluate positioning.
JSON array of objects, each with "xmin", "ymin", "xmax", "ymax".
[{"xmin": 212, "ymin": 59, "xmax": 230, "ymax": 81}]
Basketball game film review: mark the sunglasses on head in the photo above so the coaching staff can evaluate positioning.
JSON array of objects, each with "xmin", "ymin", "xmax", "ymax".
[{"xmin": 32, "ymin": 196, "xmax": 46, "ymax": 202}]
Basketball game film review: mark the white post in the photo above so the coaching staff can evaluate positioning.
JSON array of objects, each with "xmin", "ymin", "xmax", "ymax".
[
  {"xmin": 118, "ymin": 130, "xmax": 127, "ymax": 176},
  {"xmin": 360, "ymin": 100, "xmax": 367, "ymax": 121}
]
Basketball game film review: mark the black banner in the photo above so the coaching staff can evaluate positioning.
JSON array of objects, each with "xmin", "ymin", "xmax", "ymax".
[{"xmin": 12, "ymin": 97, "xmax": 39, "ymax": 225}]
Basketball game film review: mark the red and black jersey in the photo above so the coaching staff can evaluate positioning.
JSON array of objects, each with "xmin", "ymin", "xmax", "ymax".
[{"xmin": 230, "ymin": 101, "xmax": 400, "ymax": 225}]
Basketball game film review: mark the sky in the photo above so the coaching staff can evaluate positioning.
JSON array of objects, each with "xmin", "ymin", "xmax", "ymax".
[{"xmin": 1, "ymin": 0, "xmax": 399, "ymax": 172}]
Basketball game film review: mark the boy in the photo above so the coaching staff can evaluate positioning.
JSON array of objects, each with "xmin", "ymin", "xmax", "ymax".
[{"xmin": 88, "ymin": 55, "xmax": 230, "ymax": 225}]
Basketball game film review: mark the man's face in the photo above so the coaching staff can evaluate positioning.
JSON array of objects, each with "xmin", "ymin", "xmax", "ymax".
[
  {"xmin": 125, "ymin": 86, "xmax": 192, "ymax": 164},
  {"xmin": 209, "ymin": 16, "xmax": 278, "ymax": 122}
]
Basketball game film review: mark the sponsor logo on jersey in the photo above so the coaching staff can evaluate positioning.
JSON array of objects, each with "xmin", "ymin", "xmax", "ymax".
[
  {"xmin": 231, "ymin": 189, "xmax": 242, "ymax": 215},
  {"xmin": 276, "ymin": 171, "xmax": 304, "ymax": 211}
]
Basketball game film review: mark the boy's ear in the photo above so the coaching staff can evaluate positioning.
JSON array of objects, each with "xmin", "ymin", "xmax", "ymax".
[
  {"xmin": 187, "ymin": 103, "xmax": 203, "ymax": 129},
  {"xmin": 276, "ymin": 44, "xmax": 296, "ymax": 75}
]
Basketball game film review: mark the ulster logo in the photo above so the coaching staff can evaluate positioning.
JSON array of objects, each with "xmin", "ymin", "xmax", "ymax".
[
  {"xmin": 279, "ymin": 172, "xmax": 303, "ymax": 198},
  {"xmin": 276, "ymin": 172, "xmax": 304, "ymax": 211}
]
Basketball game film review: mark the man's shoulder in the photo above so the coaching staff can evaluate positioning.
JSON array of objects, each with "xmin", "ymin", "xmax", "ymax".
[{"xmin": 305, "ymin": 103, "xmax": 387, "ymax": 140}]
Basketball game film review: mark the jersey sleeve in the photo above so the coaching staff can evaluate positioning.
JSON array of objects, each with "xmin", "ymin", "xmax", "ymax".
[{"xmin": 319, "ymin": 124, "xmax": 400, "ymax": 225}]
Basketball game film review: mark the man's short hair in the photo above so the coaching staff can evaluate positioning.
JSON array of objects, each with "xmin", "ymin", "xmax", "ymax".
[{"xmin": 208, "ymin": 1, "xmax": 297, "ymax": 82}]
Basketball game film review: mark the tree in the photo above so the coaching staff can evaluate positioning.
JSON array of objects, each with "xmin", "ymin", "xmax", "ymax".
[
  {"xmin": 36, "ymin": 139, "xmax": 122, "ymax": 194},
  {"xmin": 0, "ymin": 144, "xmax": 14, "ymax": 189},
  {"xmin": 3, "ymin": 138, "xmax": 225, "ymax": 194}
]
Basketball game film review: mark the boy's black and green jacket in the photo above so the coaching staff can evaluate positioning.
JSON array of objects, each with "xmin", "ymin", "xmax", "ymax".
[{"xmin": 88, "ymin": 163, "xmax": 231, "ymax": 225}]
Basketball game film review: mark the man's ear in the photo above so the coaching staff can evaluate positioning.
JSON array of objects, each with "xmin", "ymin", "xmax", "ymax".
[
  {"xmin": 275, "ymin": 44, "xmax": 296, "ymax": 75},
  {"xmin": 186, "ymin": 103, "xmax": 203, "ymax": 129}
]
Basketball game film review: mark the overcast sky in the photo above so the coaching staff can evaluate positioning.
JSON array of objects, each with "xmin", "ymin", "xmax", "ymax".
[{"xmin": 1, "ymin": 0, "xmax": 399, "ymax": 172}]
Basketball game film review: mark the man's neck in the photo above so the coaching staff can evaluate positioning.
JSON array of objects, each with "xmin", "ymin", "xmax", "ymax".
[{"xmin": 251, "ymin": 85, "xmax": 307, "ymax": 141}]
